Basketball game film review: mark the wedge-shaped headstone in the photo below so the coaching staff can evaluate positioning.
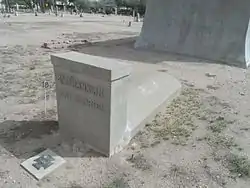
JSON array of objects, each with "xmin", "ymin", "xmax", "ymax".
[{"xmin": 51, "ymin": 52, "xmax": 132, "ymax": 156}]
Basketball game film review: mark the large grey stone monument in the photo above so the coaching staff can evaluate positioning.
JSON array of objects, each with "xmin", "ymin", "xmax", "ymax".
[
  {"xmin": 51, "ymin": 52, "xmax": 181, "ymax": 156},
  {"xmin": 135, "ymin": 0, "xmax": 250, "ymax": 68}
]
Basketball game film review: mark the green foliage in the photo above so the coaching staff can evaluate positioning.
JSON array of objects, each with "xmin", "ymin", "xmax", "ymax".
[
  {"xmin": 115, "ymin": 0, "xmax": 146, "ymax": 8},
  {"xmin": 104, "ymin": 178, "xmax": 130, "ymax": 188},
  {"xmin": 1, "ymin": 0, "xmax": 146, "ymax": 14},
  {"xmin": 227, "ymin": 154, "xmax": 250, "ymax": 178},
  {"xmin": 74, "ymin": 0, "xmax": 90, "ymax": 10},
  {"xmin": 100, "ymin": 0, "xmax": 116, "ymax": 7}
]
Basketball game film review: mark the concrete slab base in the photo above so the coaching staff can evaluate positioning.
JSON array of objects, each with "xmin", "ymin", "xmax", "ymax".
[{"xmin": 112, "ymin": 64, "xmax": 181, "ymax": 155}]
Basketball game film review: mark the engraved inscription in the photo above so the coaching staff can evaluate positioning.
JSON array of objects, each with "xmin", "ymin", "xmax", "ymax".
[
  {"xmin": 32, "ymin": 154, "xmax": 55, "ymax": 170},
  {"xmin": 56, "ymin": 74, "xmax": 104, "ymax": 98},
  {"xmin": 59, "ymin": 91, "xmax": 104, "ymax": 111}
]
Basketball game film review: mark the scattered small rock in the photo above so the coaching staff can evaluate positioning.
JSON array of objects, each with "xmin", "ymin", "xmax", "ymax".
[
  {"xmin": 158, "ymin": 69, "xmax": 168, "ymax": 72},
  {"xmin": 205, "ymin": 73, "xmax": 216, "ymax": 78},
  {"xmin": 81, "ymin": 39, "xmax": 88, "ymax": 43},
  {"xmin": 240, "ymin": 127, "xmax": 250, "ymax": 131},
  {"xmin": 151, "ymin": 140, "xmax": 161, "ymax": 147},
  {"xmin": 184, "ymin": 82, "xmax": 195, "ymax": 87},
  {"xmin": 131, "ymin": 142, "xmax": 137, "ymax": 150},
  {"xmin": 239, "ymin": 92, "xmax": 245, "ymax": 96},
  {"xmin": 29, "ymin": 66, "xmax": 35, "ymax": 70},
  {"xmin": 207, "ymin": 85, "xmax": 220, "ymax": 90},
  {"xmin": 127, "ymin": 153, "xmax": 152, "ymax": 171},
  {"xmin": 41, "ymin": 43, "xmax": 50, "ymax": 49}
]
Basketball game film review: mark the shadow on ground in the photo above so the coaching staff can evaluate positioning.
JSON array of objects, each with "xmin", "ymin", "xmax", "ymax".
[
  {"xmin": 68, "ymin": 37, "xmax": 242, "ymax": 68},
  {"xmin": 0, "ymin": 120, "xmax": 103, "ymax": 159}
]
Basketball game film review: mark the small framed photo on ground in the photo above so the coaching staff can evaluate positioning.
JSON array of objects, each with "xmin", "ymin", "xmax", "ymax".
[{"xmin": 21, "ymin": 149, "xmax": 66, "ymax": 180}]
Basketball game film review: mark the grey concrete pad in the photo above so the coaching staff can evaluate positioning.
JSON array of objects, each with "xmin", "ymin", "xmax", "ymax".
[
  {"xmin": 113, "ymin": 64, "xmax": 182, "ymax": 154},
  {"xmin": 128, "ymin": 64, "xmax": 181, "ymax": 137},
  {"xmin": 21, "ymin": 149, "xmax": 66, "ymax": 180}
]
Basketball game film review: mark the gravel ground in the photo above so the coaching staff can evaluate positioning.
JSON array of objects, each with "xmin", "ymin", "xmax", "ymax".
[{"xmin": 0, "ymin": 13, "xmax": 250, "ymax": 188}]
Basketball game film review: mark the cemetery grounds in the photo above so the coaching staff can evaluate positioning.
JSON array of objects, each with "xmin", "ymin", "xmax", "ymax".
[{"xmin": 0, "ymin": 13, "xmax": 250, "ymax": 188}]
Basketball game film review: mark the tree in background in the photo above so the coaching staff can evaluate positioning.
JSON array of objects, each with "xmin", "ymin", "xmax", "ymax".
[
  {"xmin": 73, "ymin": 0, "xmax": 90, "ymax": 11},
  {"xmin": 125, "ymin": 0, "xmax": 145, "ymax": 15},
  {"xmin": 114, "ymin": 0, "xmax": 146, "ymax": 16},
  {"xmin": 1, "ymin": 0, "xmax": 146, "ymax": 14},
  {"xmin": 1, "ymin": 0, "xmax": 49, "ymax": 12},
  {"xmin": 100, "ymin": 0, "xmax": 116, "ymax": 7},
  {"xmin": 99, "ymin": 0, "xmax": 116, "ymax": 14},
  {"xmin": 4, "ymin": 0, "xmax": 11, "ymax": 12}
]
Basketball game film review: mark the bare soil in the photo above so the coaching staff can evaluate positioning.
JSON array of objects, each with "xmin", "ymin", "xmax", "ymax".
[{"xmin": 0, "ymin": 13, "xmax": 250, "ymax": 188}]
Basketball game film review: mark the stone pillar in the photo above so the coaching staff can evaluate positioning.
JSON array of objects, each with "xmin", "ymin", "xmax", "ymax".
[
  {"xmin": 135, "ymin": 13, "xmax": 140, "ymax": 22},
  {"xmin": 55, "ymin": 6, "xmax": 58, "ymax": 16},
  {"xmin": 63, "ymin": 4, "xmax": 66, "ymax": 12},
  {"xmin": 51, "ymin": 52, "xmax": 132, "ymax": 156},
  {"xmin": 135, "ymin": 0, "xmax": 250, "ymax": 68},
  {"xmin": 132, "ymin": 9, "xmax": 136, "ymax": 21}
]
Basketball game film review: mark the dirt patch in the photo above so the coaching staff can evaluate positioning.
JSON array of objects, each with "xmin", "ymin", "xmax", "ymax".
[
  {"xmin": 104, "ymin": 178, "xmax": 130, "ymax": 188},
  {"xmin": 0, "ymin": 120, "xmax": 58, "ymax": 143},
  {"xmin": 1, "ymin": 14, "xmax": 250, "ymax": 188},
  {"xmin": 143, "ymin": 88, "xmax": 202, "ymax": 146},
  {"xmin": 126, "ymin": 153, "xmax": 152, "ymax": 171},
  {"xmin": 226, "ymin": 154, "xmax": 250, "ymax": 178}
]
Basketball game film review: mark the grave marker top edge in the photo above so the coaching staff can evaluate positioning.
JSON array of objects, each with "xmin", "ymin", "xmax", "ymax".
[{"xmin": 51, "ymin": 52, "xmax": 132, "ymax": 82}]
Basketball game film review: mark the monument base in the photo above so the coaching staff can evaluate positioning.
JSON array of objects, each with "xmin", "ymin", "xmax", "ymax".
[
  {"xmin": 136, "ymin": 0, "xmax": 250, "ymax": 68},
  {"xmin": 112, "ymin": 66, "xmax": 181, "ymax": 155}
]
